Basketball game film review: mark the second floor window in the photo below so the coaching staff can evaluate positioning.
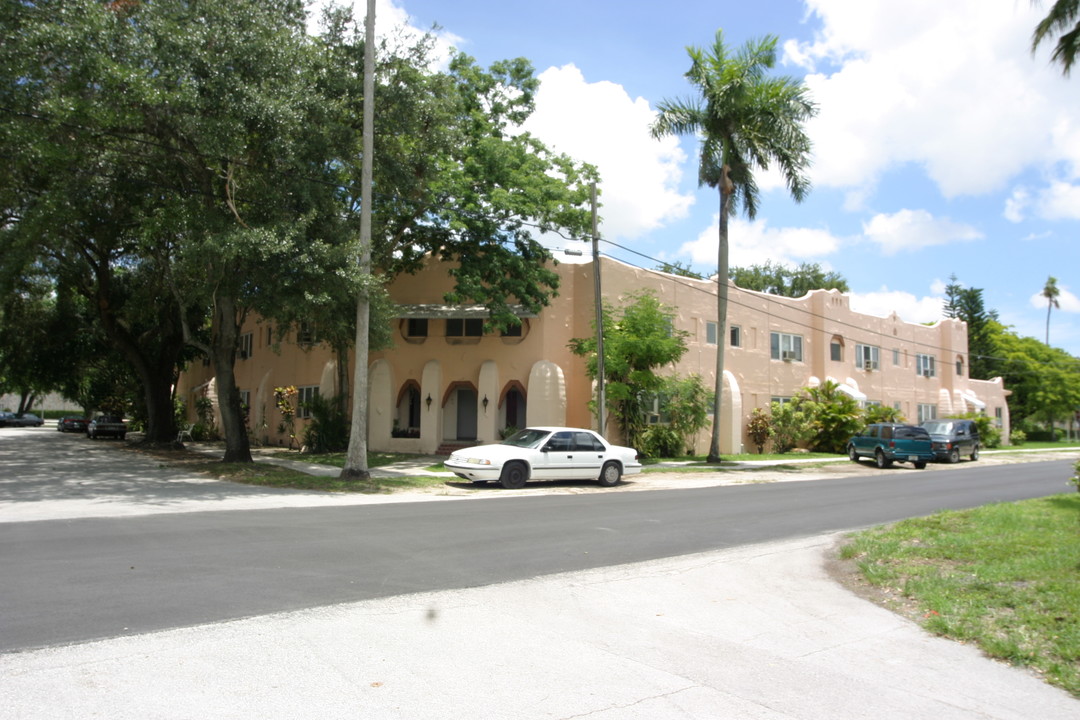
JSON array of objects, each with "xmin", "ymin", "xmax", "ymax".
[
  {"xmin": 730, "ymin": 325, "xmax": 741, "ymax": 348},
  {"xmin": 706, "ymin": 321, "xmax": 717, "ymax": 345},
  {"xmin": 770, "ymin": 332, "xmax": 803, "ymax": 362},
  {"xmin": 239, "ymin": 333, "xmax": 253, "ymax": 360},
  {"xmin": 916, "ymin": 353, "xmax": 936, "ymax": 377},
  {"xmin": 406, "ymin": 319, "xmax": 428, "ymax": 338},
  {"xmin": 447, "ymin": 318, "xmax": 483, "ymax": 337},
  {"xmin": 855, "ymin": 343, "xmax": 880, "ymax": 371}
]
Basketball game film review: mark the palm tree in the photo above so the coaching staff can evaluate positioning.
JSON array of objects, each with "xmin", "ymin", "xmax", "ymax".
[
  {"xmin": 1043, "ymin": 275, "xmax": 1061, "ymax": 345},
  {"xmin": 1032, "ymin": 0, "xmax": 1080, "ymax": 75},
  {"xmin": 651, "ymin": 30, "xmax": 816, "ymax": 462}
]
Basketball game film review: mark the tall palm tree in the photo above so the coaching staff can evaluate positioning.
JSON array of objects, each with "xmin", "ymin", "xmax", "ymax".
[
  {"xmin": 651, "ymin": 30, "xmax": 816, "ymax": 462},
  {"xmin": 1043, "ymin": 275, "xmax": 1061, "ymax": 345},
  {"xmin": 1032, "ymin": 0, "xmax": 1080, "ymax": 75}
]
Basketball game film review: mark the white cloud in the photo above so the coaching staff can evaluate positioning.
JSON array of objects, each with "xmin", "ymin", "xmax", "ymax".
[
  {"xmin": 788, "ymin": 0, "xmax": 1075, "ymax": 200},
  {"xmin": 1029, "ymin": 285, "xmax": 1080, "ymax": 313},
  {"xmin": 861, "ymin": 209, "xmax": 982, "ymax": 254},
  {"xmin": 680, "ymin": 217, "xmax": 842, "ymax": 268},
  {"xmin": 1004, "ymin": 187, "xmax": 1030, "ymax": 223},
  {"xmin": 1033, "ymin": 181, "xmax": 1080, "ymax": 221},
  {"xmin": 521, "ymin": 65, "xmax": 694, "ymax": 241},
  {"xmin": 306, "ymin": 0, "xmax": 460, "ymax": 67},
  {"xmin": 849, "ymin": 287, "xmax": 945, "ymax": 325}
]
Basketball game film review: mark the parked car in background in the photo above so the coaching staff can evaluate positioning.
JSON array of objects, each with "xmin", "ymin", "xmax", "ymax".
[
  {"xmin": 445, "ymin": 426, "xmax": 642, "ymax": 489},
  {"xmin": 87, "ymin": 415, "xmax": 127, "ymax": 440},
  {"xmin": 57, "ymin": 416, "xmax": 91, "ymax": 433},
  {"xmin": 920, "ymin": 419, "xmax": 980, "ymax": 463},
  {"xmin": 0, "ymin": 412, "xmax": 44, "ymax": 427},
  {"xmin": 847, "ymin": 423, "xmax": 934, "ymax": 469}
]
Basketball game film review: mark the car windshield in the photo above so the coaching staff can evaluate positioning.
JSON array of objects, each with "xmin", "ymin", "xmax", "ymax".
[
  {"xmin": 922, "ymin": 421, "xmax": 953, "ymax": 434},
  {"xmin": 500, "ymin": 428, "xmax": 551, "ymax": 449}
]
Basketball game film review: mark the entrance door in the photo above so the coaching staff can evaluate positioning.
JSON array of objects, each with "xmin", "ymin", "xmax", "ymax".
[{"xmin": 456, "ymin": 388, "xmax": 477, "ymax": 441}]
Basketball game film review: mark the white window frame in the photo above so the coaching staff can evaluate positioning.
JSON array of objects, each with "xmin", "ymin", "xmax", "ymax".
[
  {"xmin": 238, "ymin": 332, "xmax": 253, "ymax": 360},
  {"xmin": 855, "ymin": 343, "xmax": 880, "ymax": 371},
  {"xmin": 297, "ymin": 385, "xmax": 319, "ymax": 419},
  {"xmin": 705, "ymin": 321, "xmax": 717, "ymax": 345},
  {"xmin": 916, "ymin": 353, "xmax": 936, "ymax": 378},
  {"xmin": 917, "ymin": 403, "xmax": 938, "ymax": 423},
  {"xmin": 770, "ymin": 332, "xmax": 803, "ymax": 362}
]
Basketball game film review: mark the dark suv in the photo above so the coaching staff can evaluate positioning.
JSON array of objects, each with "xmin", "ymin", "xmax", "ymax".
[{"xmin": 920, "ymin": 419, "xmax": 980, "ymax": 463}]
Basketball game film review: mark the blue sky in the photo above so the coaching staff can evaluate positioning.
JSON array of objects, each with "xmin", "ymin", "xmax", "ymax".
[{"xmin": 314, "ymin": 0, "xmax": 1080, "ymax": 358}]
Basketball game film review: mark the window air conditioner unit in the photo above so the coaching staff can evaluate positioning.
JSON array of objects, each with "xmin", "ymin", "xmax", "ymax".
[
  {"xmin": 781, "ymin": 351, "xmax": 795, "ymax": 361},
  {"xmin": 922, "ymin": 369, "xmax": 932, "ymax": 377},
  {"xmin": 863, "ymin": 360, "xmax": 874, "ymax": 371}
]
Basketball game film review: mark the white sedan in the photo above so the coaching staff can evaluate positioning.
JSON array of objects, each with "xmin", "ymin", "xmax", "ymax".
[{"xmin": 444, "ymin": 426, "xmax": 642, "ymax": 489}]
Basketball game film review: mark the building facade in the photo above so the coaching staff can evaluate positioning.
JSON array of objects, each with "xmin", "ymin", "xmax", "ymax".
[{"xmin": 176, "ymin": 256, "xmax": 1011, "ymax": 453}]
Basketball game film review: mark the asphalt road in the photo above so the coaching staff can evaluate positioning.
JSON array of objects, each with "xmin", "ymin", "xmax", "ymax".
[{"xmin": 0, "ymin": 427, "xmax": 1071, "ymax": 653}]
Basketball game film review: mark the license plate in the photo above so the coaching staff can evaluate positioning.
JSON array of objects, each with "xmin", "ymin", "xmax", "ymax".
[{"xmin": 908, "ymin": 455, "xmax": 918, "ymax": 462}]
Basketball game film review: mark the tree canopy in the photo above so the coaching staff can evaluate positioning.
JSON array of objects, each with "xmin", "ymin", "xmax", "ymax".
[
  {"xmin": 1, "ymin": 0, "xmax": 596, "ymax": 459},
  {"xmin": 730, "ymin": 261, "xmax": 848, "ymax": 297}
]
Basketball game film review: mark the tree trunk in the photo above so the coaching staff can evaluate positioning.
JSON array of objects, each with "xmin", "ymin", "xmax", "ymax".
[
  {"xmin": 342, "ymin": 294, "xmax": 370, "ymax": 479},
  {"xmin": 707, "ymin": 177, "xmax": 733, "ymax": 463},
  {"xmin": 211, "ymin": 295, "xmax": 252, "ymax": 463},
  {"xmin": 341, "ymin": 0, "xmax": 376, "ymax": 481}
]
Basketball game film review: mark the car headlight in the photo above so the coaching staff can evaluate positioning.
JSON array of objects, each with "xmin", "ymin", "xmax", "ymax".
[{"xmin": 467, "ymin": 458, "xmax": 492, "ymax": 466}]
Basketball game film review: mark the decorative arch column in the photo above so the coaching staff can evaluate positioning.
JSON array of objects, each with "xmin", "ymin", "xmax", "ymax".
[
  {"xmin": 526, "ymin": 360, "xmax": 566, "ymax": 428},
  {"xmin": 420, "ymin": 360, "xmax": 442, "ymax": 454},
  {"xmin": 719, "ymin": 370, "xmax": 743, "ymax": 455},
  {"xmin": 368, "ymin": 359, "xmax": 393, "ymax": 451},
  {"xmin": 478, "ymin": 360, "xmax": 499, "ymax": 444}
]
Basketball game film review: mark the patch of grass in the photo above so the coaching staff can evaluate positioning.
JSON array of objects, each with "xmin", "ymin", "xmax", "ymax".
[
  {"xmin": 193, "ymin": 461, "xmax": 446, "ymax": 494},
  {"xmin": 842, "ymin": 494, "xmax": 1080, "ymax": 697},
  {"xmin": 996, "ymin": 441, "xmax": 1080, "ymax": 451},
  {"xmin": 269, "ymin": 451, "xmax": 417, "ymax": 468}
]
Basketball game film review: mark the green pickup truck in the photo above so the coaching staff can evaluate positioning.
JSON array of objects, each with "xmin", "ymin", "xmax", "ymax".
[{"xmin": 847, "ymin": 423, "xmax": 934, "ymax": 469}]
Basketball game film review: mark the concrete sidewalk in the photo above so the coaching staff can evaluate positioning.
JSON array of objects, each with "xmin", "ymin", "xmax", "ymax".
[{"xmin": 3, "ymin": 534, "xmax": 1076, "ymax": 719}]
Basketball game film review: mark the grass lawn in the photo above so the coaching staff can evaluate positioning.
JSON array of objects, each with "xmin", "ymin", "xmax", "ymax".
[
  {"xmin": 269, "ymin": 450, "xmax": 419, "ymax": 468},
  {"xmin": 839, "ymin": 493, "xmax": 1080, "ymax": 697},
  {"xmin": 194, "ymin": 461, "xmax": 448, "ymax": 493}
]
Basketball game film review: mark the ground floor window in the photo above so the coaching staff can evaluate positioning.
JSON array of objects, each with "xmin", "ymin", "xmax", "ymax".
[
  {"xmin": 297, "ymin": 385, "xmax": 319, "ymax": 419},
  {"xmin": 917, "ymin": 403, "xmax": 937, "ymax": 423}
]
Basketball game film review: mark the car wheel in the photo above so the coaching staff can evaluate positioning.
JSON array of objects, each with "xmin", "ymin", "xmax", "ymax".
[
  {"xmin": 970, "ymin": 445, "xmax": 980, "ymax": 461},
  {"xmin": 847, "ymin": 445, "xmax": 859, "ymax": 462},
  {"xmin": 500, "ymin": 461, "xmax": 529, "ymax": 489},
  {"xmin": 874, "ymin": 449, "xmax": 891, "ymax": 469},
  {"xmin": 948, "ymin": 447, "xmax": 960, "ymax": 463},
  {"xmin": 598, "ymin": 461, "xmax": 622, "ymax": 487},
  {"xmin": 914, "ymin": 460, "xmax": 927, "ymax": 469}
]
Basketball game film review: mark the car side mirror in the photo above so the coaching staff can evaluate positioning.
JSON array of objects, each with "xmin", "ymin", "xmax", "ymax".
[{"xmin": 541, "ymin": 444, "xmax": 550, "ymax": 453}]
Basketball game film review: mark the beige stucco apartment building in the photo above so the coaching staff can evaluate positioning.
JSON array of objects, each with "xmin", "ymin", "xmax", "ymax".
[{"xmin": 176, "ymin": 256, "xmax": 1011, "ymax": 454}]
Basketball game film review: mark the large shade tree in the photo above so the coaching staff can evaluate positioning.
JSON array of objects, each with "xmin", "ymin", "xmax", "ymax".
[
  {"xmin": 316, "ymin": 9, "xmax": 597, "ymax": 477},
  {"xmin": 651, "ymin": 30, "xmax": 816, "ymax": 462}
]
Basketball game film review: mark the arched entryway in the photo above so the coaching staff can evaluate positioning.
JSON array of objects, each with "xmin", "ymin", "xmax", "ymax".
[
  {"xmin": 442, "ymin": 381, "xmax": 479, "ymax": 442},
  {"xmin": 499, "ymin": 380, "xmax": 527, "ymax": 433}
]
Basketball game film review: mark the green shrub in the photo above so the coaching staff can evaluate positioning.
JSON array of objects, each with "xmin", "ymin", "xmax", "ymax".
[
  {"xmin": 301, "ymin": 394, "xmax": 350, "ymax": 453},
  {"xmin": 770, "ymin": 398, "xmax": 814, "ymax": 453},
  {"xmin": 747, "ymin": 408, "xmax": 773, "ymax": 454},
  {"xmin": 638, "ymin": 425, "xmax": 684, "ymax": 458},
  {"xmin": 804, "ymin": 380, "xmax": 863, "ymax": 454},
  {"xmin": 1010, "ymin": 429, "xmax": 1027, "ymax": 445}
]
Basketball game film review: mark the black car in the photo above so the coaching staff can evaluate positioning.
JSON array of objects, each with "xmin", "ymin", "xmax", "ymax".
[
  {"xmin": 58, "ymin": 416, "xmax": 90, "ymax": 433},
  {"xmin": 920, "ymin": 419, "xmax": 980, "ymax": 463},
  {"xmin": 0, "ymin": 411, "xmax": 44, "ymax": 427}
]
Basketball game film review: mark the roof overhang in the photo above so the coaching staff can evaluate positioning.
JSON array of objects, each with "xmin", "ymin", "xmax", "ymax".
[{"xmin": 394, "ymin": 304, "xmax": 538, "ymax": 319}]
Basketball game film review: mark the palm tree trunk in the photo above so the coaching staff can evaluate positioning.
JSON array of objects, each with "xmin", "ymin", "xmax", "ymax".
[{"xmin": 708, "ymin": 179, "xmax": 732, "ymax": 463}]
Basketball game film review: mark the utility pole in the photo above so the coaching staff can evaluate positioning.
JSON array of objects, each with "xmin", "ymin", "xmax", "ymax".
[{"xmin": 591, "ymin": 183, "xmax": 606, "ymax": 437}]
